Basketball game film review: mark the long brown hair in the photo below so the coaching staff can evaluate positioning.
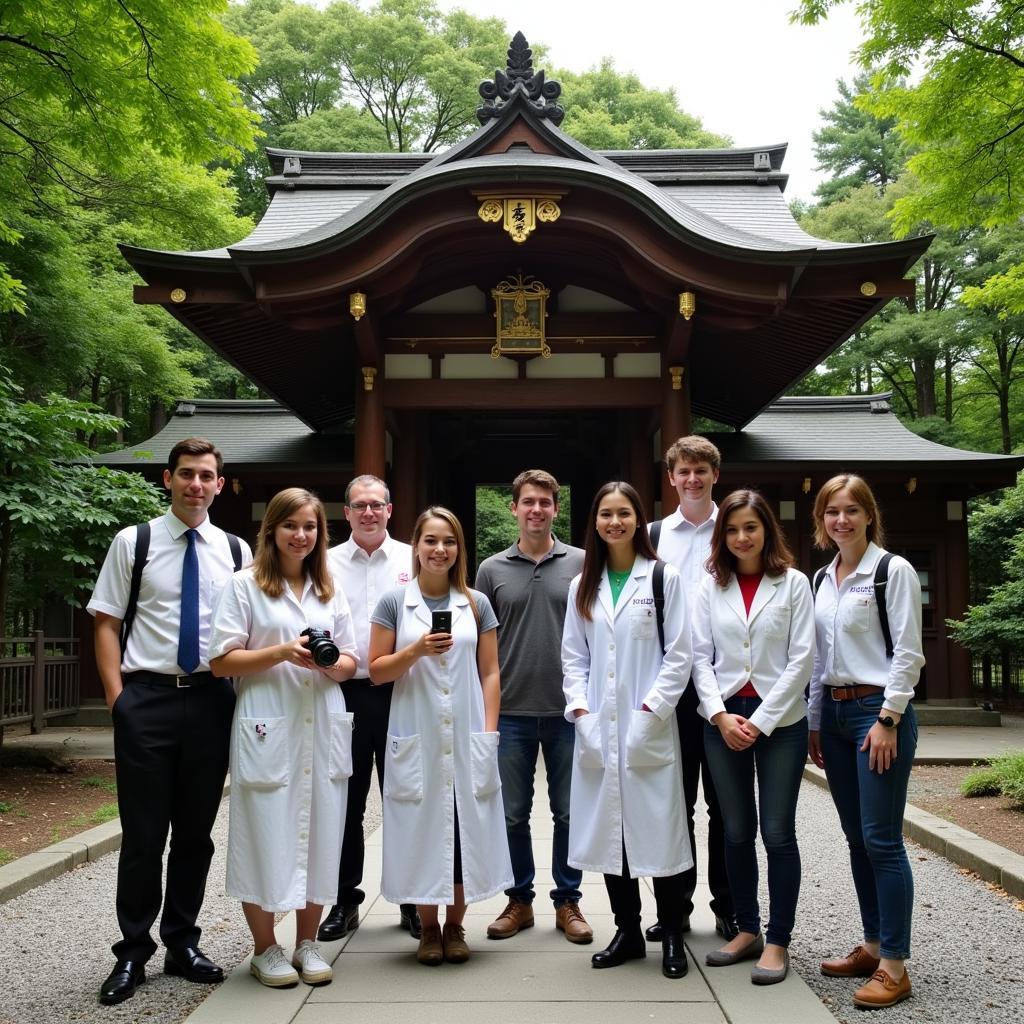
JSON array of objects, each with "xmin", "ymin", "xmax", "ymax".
[
  {"xmin": 411, "ymin": 506, "xmax": 478, "ymax": 617},
  {"xmin": 812, "ymin": 474, "xmax": 885, "ymax": 550},
  {"xmin": 576, "ymin": 481, "xmax": 659, "ymax": 620},
  {"xmin": 253, "ymin": 488, "xmax": 334, "ymax": 601},
  {"xmin": 706, "ymin": 489, "xmax": 795, "ymax": 587}
]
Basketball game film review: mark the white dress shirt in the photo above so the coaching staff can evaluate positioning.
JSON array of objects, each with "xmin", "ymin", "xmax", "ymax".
[
  {"xmin": 808, "ymin": 542, "xmax": 925, "ymax": 730},
  {"xmin": 652, "ymin": 504, "xmax": 718, "ymax": 615},
  {"xmin": 328, "ymin": 533, "xmax": 413, "ymax": 677},
  {"xmin": 88, "ymin": 510, "xmax": 252, "ymax": 675}
]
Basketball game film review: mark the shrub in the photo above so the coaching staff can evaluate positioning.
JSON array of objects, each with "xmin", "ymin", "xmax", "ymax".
[{"xmin": 960, "ymin": 751, "xmax": 1024, "ymax": 805}]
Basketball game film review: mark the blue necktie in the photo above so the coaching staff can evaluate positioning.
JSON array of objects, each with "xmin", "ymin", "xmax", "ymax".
[{"xmin": 178, "ymin": 528, "xmax": 200, "ymax": 674}]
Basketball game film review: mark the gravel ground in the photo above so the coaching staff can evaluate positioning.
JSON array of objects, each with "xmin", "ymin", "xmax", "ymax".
[{"xmin": 1, "ymin": 776, "xmax": 1023, "ymax": 1024}]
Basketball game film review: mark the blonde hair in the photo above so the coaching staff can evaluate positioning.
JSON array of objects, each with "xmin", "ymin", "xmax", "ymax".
[
  {"xmin": 812, "ymin": 474, "xmax": 885, "ymax": 550},
  {"xmin": 253, "ymin": 488, "xmax": 334, "ymax": 601},
  {"xmin": 411, "ymin": 506, "xmax": 477, "ymax": 617}
]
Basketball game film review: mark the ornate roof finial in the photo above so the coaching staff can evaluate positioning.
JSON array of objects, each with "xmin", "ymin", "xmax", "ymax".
[{"xmin": 477, "ymin": 31, "xmax": 564, "ymax": 126}]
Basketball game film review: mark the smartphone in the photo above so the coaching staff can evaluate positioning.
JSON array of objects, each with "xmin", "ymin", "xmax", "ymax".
[{"xmin": 431, "ymin": 610, "xmax": 452, "ymax": 634}]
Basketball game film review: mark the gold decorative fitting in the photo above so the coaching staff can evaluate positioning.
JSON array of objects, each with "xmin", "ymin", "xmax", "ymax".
[
  {"xmin": 860, "ymin": 281, "xmax": 878, "ymax": 297},
  {"xmin": 361, "ymin": 366, "xmax": 377, "ymax": 392},
  {"xmin": 349, "ymin": 291, "xmax": 367, "ymax": 321},
  {"xmin": 170, "ymin": 288, "xmax": 187, "ymax": 304},
  {"xmin": 669, "ymin": 366, "xmax": 685, "ymax": 391},
  {"xmin": 906, "ymin": 476, "xmax": 918, "ymax": 494},
  {"xmin": 802, "ymin": 477, "xmax": 812, "ymax": 494},
  {"xmin": 678, "ymin": 291, "xmax": 696, "ymax": 321},
  {"xmin": 490, "ymin": 274, "xmax": 550, "ymax": 358},
  {"xmin": 231, "ymin": 478, "xmax": 243, "ymax": 496},
  {"xmin": 476, "ymin": 193, "xmax": 563, "ymax": 244}
]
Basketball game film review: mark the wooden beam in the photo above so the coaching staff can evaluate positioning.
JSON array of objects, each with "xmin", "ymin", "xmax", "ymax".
[
  {"xmin": 792, "ymin": 277, "xmax": 916, "ymax": 300},
  {"xmin": 382, "ymin": 378, "xmax": 660, "ymax": 410},
  {"xmin": 352, "ymin": 314, "xmax": 380, "ymax": 366},
  {"xmin": 386, "ymin": 311, "xmax": 661, "ymax": 341},
  {"xmin": 133, "ymin": 284, "xmax": 252, "ymax": 305}
]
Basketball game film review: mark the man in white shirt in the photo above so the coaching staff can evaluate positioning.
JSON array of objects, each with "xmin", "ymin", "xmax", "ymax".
[
  {"xmin": 646, "ymin": 436, "xmax": 736, "ymax": 943},
  {"xmin": 88, "ymin": 437, "xmax": 252, "ymax": 1006},
  {"xmin": 318, "ymin": 475, "xmax": 419, "ymax": 941}
]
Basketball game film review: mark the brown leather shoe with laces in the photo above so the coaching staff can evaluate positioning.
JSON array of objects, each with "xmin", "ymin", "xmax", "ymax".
[
  {"xmin": 486, "ymin": 899, "xmax": 535, "ymax": 939},
  {"xmin": 820, "ymin": 945, "xmax": 881, "ymax": 978},
  {"xmin": 442, "ymin": 922, "xmax": 471, "ymax": 963},
  {"xmin": 853, "ymin": 968, "xmax": 912, "ymax": 1009},
  {"xmin": 416, "ymin": 924, "xmax": 443, "ymax": 966},
  {"xmin": 555, "ymin": 902, "xmax": 593, "ymax": 944}
]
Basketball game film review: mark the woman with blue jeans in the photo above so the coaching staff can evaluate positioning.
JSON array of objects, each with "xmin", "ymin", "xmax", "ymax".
[
  {"xmin": 808, "ymin": 474, "xmax": 924, "ymax": 1010},
  {"xmin": 692, "ymin": 490, "xmax": 814, "ymax": 985}
]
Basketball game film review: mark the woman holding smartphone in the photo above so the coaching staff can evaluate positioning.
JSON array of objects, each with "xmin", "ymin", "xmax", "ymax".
[
  {"xmin": 368, "ymin": 506, "xmax": 511, "ymax": 966},
  {"xmin": 808, "ymin": 474, "xmax": 924, "ymax": 1009},
  {"xmin": 210, "ymin": 488, "xmax": 358, "ymax": 989},
  {"xmin": 562, "ymin": 482, "xmax": 692, "ymax": 979},
  {"xmin": 691, "ymin": 490, "xmax": 814, "ymax": 985}
]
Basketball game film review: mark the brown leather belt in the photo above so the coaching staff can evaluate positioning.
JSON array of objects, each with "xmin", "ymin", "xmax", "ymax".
[{"xmin": 829, "ymin": 684, "xmax": 882, "ymax": 701}]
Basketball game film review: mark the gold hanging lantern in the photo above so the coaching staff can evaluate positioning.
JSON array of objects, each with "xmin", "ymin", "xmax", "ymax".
[{"xmin": 491, "ymin": 274, "xmax": 551, "ymax": 358}]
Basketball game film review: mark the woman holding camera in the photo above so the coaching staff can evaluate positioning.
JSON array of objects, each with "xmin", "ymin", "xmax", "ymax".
[
  {"xmin": 369, "ymin": 506, "xmax": 511, "ymax": 967},
  {"xmin": 691, "ymin": 490, "xmax": 814, "ymax": 985},
  {"xmin": 562, "ymin": 482, "xmax": 692, "ymax": 979},
  {"xmin": 808, "ymin": 474, "xmax": 924, "ymax": 1009},
  {"xmin": 210, "ymin": 488, "xmax": 357, "ymax": 988}
]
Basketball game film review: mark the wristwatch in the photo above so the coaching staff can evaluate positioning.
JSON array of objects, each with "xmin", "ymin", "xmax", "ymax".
[{"xmin": 877, "ymin": 714, "xmax": 896, "ymax": 729}]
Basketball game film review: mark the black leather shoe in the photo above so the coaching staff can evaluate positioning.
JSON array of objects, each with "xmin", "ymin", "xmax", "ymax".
[
  {"xmin": 318, "ymin": 904, "xmax": 359, "ymax": 941},
  {"xmin": 400, "ymin": 904, "xmax": 422, "ymax": 939},
  {"xmin": 591, "ymin": 928, "xmax": 646, "ymax": 968},
  {"xmin": 662, "ymin": 931, "xmax": 689, "ymax": 979},
  {"xmin": 163, "ymin": 945, "xmax": 224, "ymax": 984},
  {"xmin": 99, "ymin": 960, "xmax": 145, "ymax": 1005},
  {"xmin": 644, "ymin": 916, "xmax": 690, "ymax": 942},
  {"xmin": 714, "ymin": 914, "xmax": 739, "ymax": 941}
]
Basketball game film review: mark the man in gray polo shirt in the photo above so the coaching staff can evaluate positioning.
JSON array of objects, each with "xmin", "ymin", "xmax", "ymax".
[{"xmin": 475, "ymin": 469, "xmax": 591, "ymax": 944}]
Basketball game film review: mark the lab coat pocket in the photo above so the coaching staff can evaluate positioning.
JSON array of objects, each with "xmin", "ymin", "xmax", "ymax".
[
  {"xmin": 624, "ymin": 709, "xmax": 675, "ymax": 769},
  {"xmin": 761, "ymin": 607, "xmax": 790, "ymax": 638},
  {"xmin": 328, "ymin": 711, "xmax": 355, "ymax": 781},
  {"xmin": 236, "ymin": 716, "xmax": 289, "ymax": 789},
  {"xmin": 383, "ymin": 733, "xmax": 424, "ymax": 802},
  {"xmin": 470, "ymin": 731, "xmax": 501, "ymax": 797},
  {"xmin": 629, "ymin": 605, "xmax": 656, "ymax": 640},
  {"xmin": 841, "ymin": 599, "xmax": 872, "ymax": 633},
  {"xmin": 574, "ymin": 712, "xmax": 604, "ymax": 770}
]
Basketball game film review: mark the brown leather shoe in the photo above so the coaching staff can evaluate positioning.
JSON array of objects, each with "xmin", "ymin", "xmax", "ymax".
[
  {"xmin": 486, "ymin": 899, "xmax": 535, "ymax": 939},
  {"xmin": 555, "ymin": 902, "xmax": 594, "ymax": 944},
  {"xmin": 820, "ymin": 945, "xmax": 881, "ymax": 978},
  {"xmin": 442, "ymin": 922, "xmax": 471, "ymax": 963},
  {"xmin": 853, "ymin": 968, "xmax": 912, "ymax": 1009},
  {"xmin": 416, "ymin": 924, "xmax": 443, "ymax": 966}
]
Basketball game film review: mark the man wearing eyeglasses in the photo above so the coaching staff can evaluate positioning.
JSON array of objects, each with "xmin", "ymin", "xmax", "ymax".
[{"xmin": 319, "ymin": 475, "xmax": 419, "ymax": 942}]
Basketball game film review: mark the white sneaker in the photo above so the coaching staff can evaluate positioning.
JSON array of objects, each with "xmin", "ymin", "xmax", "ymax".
[
  {"xmin": 250, "ymin": 943, "xmax": 299, "ymax": 988},
  {"xmin": 292, "ymin": 939, "xmax": 333, "ymax": 985}
]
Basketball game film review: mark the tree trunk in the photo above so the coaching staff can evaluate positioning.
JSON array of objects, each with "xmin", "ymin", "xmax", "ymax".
[
  {"xmin": 913, "ymin": 355, "xmax": 937, "ymax": 417},
  {"xmin": 943, "ymin": 346, "xmax": 954, "ymax": 422},
  {"xmin": 150, "ymin": 398, "xmax": 168, "ymax": 435},
  {"xmin": 111, "ymin": 391, "xmax": 124, "ymax": 442},
  {"xmin": 0, "ymin": 509, "xmax": 11, "ymax": 641}
]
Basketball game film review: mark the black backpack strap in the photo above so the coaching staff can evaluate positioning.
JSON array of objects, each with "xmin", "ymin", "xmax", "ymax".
[
  {"xmin": 119, "ymin": 522, "xmax": 151, "ymax": 657},
  {"xmin": 650, "ymin": 519, "xmax": 662, "ymax": 552},
  {"xmin": 874, "ymin": 552, "xmax": 895, "ymax": 659},
  {"xmin": 227, "ymin": 533, "xmax": 243, "ymax": 572},
  {"xmin": 812, "ymin": 565, "xmax": 828, "ymax": 596},
  {"xmin": 652, "ymin": 559, "xmax": 666, "ymax": 652}
]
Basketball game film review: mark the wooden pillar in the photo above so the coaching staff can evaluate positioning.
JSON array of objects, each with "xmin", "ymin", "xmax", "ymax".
[
  {"xmin": 942, "ymin": 507, "xmax": 972, "ymax": 703},
  {"xmin": 659, "ymin": 353, "xmax": 691, "ymax": 512},
  {"xmin": 352, "ymin": 311, "xmax": 385, "ymax": 478},
  {"xmin": 389, "ymin": 411, "xmax": 418, "ymax": 543},
  {"xmin": 628, "ymin": 411, "xmax": 655, "ymax": 518}
]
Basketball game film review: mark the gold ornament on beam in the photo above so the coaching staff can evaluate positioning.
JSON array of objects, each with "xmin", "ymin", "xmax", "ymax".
[
  {"xmin": 679, "ymin": 291, "xmax": 696, "ymax": 321},
  {"xmin": 860, "ymin": 281, "xmax": 878, "ymax": 297},
  {"xmin": 361, "ymin": 366, "xmax": 377, "ymax": 392},
  {"xmin": 669, "ymin": 366, "xmax": 685, "ymax": 391},
  {"xmin": 170, "ymin": 288, "xmax": 187, "ymax": 304},
  {"xmin": 349, "ymin": 291, "xmax": 367, "ymax": 321},
  {"xmin": 491, "ymin": 274, "xmax": 551, "ymax": 358},
  {"xmin": 477, "ymin": 193, "xmax": 562, "ymax": 244}
]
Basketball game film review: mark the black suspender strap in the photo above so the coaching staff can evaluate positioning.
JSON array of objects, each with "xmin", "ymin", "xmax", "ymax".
[
  {"xmin": 228, "ymin": 533, "xmax": 243, "ymax": 572},
  {"xmin": 119, "ymin": 522, "xmax": 150, "ymax": 657},
  {"xmin": 650, "ymin": 519, "xmax": 662, "ymax": 551},
  {"xmin": 812, "ymin": 565, "xmax": 827, "ymax": 596},
  {"xmin": 652, "ymin": 559, "xmax": 666, "ymax": 652},
  {"xmin": 812, "ymin": 555, "xmax": 895, "ymax": 659}
]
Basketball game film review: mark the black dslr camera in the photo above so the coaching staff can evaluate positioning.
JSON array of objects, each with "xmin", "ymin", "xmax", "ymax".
[{"xmin": 300, "ymin": 628, "xmax": 341, "ymax": 667}]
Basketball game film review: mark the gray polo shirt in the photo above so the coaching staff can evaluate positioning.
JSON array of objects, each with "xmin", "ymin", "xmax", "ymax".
[{"xmin": 475, "ymin": 537, "xmax": 585, "ymax": 716}]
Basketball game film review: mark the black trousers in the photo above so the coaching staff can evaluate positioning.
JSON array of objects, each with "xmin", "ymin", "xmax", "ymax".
[
  {"xmin": 336, "ymin": 678, "xmax": 394, "ymax": 905},
  {"xmin": 676, "ymin": 684, "xmax": 734, "ymax": 919},
  {"xmin": 111, "ymin": 676, "xmax": 234, "ymax": 962},
  {"xmin": 604, "ymin": 844, "xmax": 686, "ymax": 931}
]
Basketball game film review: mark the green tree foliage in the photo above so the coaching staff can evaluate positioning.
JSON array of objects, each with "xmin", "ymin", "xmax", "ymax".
[
  {"xmin": 0, "ymin": 369, "xmax": 166, "ymax": 636},
  {"xmin": 475, "ymin": 486, "xmax": 572, "ymax": 569},
  {"xmin": 812, "ymin": 72, "xmax": 909, "ymax": 205},
  {"xmin": 947, "ymin": 534, "xmax": 1024, "ymax": 656},
  {"xmin": 557, "ymin": 60, "xmax": 729, "ymax": 150}
]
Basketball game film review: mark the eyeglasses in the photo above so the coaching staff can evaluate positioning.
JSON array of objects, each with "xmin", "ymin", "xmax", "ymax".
[{"xmin": 348, "ymin": 501, "xmax": 388, "ymax": 512}]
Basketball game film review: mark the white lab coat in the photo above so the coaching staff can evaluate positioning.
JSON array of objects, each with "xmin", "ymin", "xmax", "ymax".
[
  {"xmin": 380, "ymin": 580, "xmax": 513, "ymax": 905},
  {"xmin": 561, "ymin": 558, "xmax": 693, "ymax": 877},
  {"xmin": 691, "ymin": 569, "xmax": 814, "ymax": 735},
  {"xmin": 209, "ymin": 569, "xmax": 357, "ymax": 912}
]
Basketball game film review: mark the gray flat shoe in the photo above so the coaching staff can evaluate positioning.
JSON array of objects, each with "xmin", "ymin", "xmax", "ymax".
[
  {"xmin": 751, "ymin": 948, "xmax": 789, "ymax": 985},
  {"xmin": 705, "ymin": 933, "xmax": 764, "ymax": 967}
]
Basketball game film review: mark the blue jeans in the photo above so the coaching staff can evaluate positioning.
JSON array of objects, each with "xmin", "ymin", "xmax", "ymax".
[
  {"xmin": 819, "ymin": 691, "xmax": 917, "ymax": 959},
  {"xmin": 704, "ymin": 696, "xmax": 806, "ymax": 947},
  {"xmin": 497, "ymin": 714, "xmax": 582, "ymax": 906}
]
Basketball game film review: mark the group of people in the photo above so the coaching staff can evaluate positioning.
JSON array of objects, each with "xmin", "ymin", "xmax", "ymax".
[{"xmin": 88, "ymin": 433, "xmax": 924, "ymax": 1011}]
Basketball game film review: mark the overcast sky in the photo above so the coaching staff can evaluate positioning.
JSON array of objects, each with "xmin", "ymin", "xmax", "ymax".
[{"xmin": 436, "ymin": 0, "xmax": 867, "ymax": 201}]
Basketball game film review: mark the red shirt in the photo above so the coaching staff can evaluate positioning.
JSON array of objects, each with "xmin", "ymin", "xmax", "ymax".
[{"xmin": 736, "ymin": 572, "xmax": 763, "ymax": 697}]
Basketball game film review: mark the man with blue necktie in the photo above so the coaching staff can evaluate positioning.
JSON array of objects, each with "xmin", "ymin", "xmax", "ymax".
[{"xmin": 89, "ymin": 438, "xmax": 251, "ymax": 1006}]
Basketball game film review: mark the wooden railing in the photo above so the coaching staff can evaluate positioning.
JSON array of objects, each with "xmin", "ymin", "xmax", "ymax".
[
  {"xmin": 972, "ymin": 651, "xmax": 1024, "ymax": 706},
  {"xmin": 0, "ymin": 633, "xmax": 80, "ymax": 731}
]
